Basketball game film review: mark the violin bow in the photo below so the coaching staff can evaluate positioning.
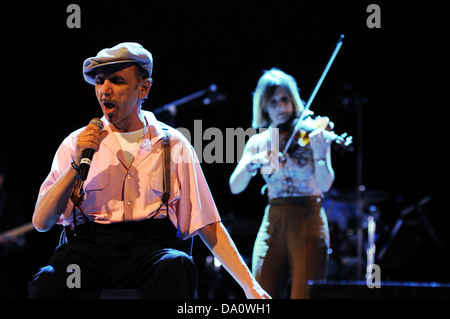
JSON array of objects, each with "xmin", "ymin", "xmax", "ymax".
[{"xmin": 282, "ymin": 34, "xmax": 345, "ymax": 156}]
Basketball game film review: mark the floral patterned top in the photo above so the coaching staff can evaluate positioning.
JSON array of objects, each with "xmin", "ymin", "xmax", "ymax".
[{"xmin": 246, "ymin": 128, "xmax": 322, "ymax": 199}]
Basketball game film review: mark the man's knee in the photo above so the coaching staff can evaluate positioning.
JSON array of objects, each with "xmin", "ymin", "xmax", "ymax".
[
  {"xmin": 28, "ymin": 263, "xmax": 101, "ymax": 299},
  {"xmin": 28, "ymin": 265, "xmax": 60, "ymax": 299},
  {"xmin": 159, "ymin": 248, "xmax": 190, "ymax": 260},
  {"xmin": 157, "ymin": 249, "xmax": 196, "ymax": 274},
  {"xmin": 141, "ymin": 248, "xmax": 197, "ymax": 298}
]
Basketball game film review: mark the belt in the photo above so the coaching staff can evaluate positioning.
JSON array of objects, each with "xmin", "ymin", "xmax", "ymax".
[
  {"xmin": 269, "ymin": 196, "xmax": 322, "ymax": 206},
  {"xmin": 67, "ymin": 217, "xmax": 178, "ymax": 244}
]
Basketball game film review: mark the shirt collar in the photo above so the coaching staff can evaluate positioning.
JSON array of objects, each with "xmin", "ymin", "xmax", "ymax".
[
  {"xmin": 100, "ymin": 110, "xmax": 165, "ymax": 146},
  {"xmin": 141, "ymin": 110, "xmax": 165, "ymax": 146}
]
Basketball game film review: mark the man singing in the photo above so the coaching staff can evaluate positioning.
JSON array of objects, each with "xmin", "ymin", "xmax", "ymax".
[{"xmin": 28, "ymin": 42, "xmax": 269, "ymax": 299}]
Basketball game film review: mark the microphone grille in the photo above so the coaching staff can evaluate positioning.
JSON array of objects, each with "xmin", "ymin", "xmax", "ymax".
[{"xmin": 90, "ymin": 118, "xmax": 104, "ymax": 131}]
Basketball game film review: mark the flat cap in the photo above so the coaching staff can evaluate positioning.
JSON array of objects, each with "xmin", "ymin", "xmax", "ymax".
[{"xmin": 83, "ymin": 42, "xmax": 153, "ymax": 85}]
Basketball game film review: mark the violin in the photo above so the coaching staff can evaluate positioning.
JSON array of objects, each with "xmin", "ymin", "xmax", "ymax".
[
  {"xmin": 279, "ymin": 115, "xmax": 353, "ymax": 155},
  {"xmin": 278, "ymin": 34, "xmax": 353, "ymax": 157}
]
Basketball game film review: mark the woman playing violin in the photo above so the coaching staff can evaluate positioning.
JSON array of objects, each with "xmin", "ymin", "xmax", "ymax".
[{"xmin": 229, "ymin": 68, "xmax": 334, "ymax": 298}]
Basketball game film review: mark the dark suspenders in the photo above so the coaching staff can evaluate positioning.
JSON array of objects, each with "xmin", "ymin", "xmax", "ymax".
[
  {"xmin": 161, "ymin": 128, "xmax": 171, "ymax": 209},
  {"xmin": 161, "ymin": 128, "xmax": 193, "ymax": 256},
  {"xmin": 64, "ymin": 127, "xmax": 193, "ymax": 256}
]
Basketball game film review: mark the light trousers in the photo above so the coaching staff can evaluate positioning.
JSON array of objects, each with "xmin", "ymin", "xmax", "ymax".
[{"xmin": 252, "ymin": 196, "xmax": 330, "ymax": 299}]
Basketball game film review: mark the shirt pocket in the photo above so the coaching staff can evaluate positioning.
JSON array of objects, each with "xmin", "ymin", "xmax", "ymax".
[
  {"xmin": 85, "ymin": 171, "xmax": 109, "ymax": 191},
  {"xmin": 149, "ymin": 172, "xmax": 180, "ymax": 199}
]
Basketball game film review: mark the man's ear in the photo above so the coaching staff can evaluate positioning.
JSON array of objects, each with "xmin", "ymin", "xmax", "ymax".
[{"xmin": 139, "ymin": 78, "xmax": 151, "ymax": 98}]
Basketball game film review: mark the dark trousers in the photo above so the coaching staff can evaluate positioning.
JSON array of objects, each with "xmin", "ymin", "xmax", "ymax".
[{"xmin": 28, "ymin": 218, "xmax": 197, "ymax": 299}]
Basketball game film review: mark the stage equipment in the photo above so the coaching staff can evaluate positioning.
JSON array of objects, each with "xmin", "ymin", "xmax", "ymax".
[
  {"xmin": 153, "ymin": 84, "xmax": 226, "ymax": 116},
  {"xmin": 307, "ymin": 280, "xmax": 450, "ymax": 299},
  {"xmin": 377, "ymin": 196, "xmax": 443, "ymax": 266},
  {"xmin": 0, "ymin": 222, "xmax": 34, "ymax": 240}
]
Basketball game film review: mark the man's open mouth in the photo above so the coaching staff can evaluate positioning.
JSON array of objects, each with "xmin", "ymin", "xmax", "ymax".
[{"xmin": 103, "ymin": 101, "xmax": 116, "ymax": 109}]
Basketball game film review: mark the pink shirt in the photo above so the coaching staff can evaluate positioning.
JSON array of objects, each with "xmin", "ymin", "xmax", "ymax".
[{"xmin": 37, "ymin": 111, "xmax": 221, "ymax": 239}]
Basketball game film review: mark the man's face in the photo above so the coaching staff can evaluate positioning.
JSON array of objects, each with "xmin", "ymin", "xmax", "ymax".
[{"xmin": 95, "ymin": 64, "xmax": 148, "ymax": 132}]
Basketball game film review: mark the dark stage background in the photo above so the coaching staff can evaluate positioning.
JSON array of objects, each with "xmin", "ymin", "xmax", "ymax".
[{"xmin": 0, "ymin": 1, "xmax": 447, "ymax": 298}]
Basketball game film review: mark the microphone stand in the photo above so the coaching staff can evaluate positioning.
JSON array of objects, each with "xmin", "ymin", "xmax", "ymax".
[
  {"xmin": 337, "ymin": 84, "xmax": 368, "ymax": 279},
  {"xmin": 355, "ymin": 102, "xmax": 364, "ymax": 279},
  {"xmin": 153, "ymin": 84, "xmax": 219, "ymax": 116},
  {"xmin": 354, "ymin": 93, "xmax": 368, "ymax": 279}
]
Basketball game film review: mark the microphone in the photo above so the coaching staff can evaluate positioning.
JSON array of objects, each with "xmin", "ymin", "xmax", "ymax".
[{"xmin": 78, "ymin": 118, "xmax": 104, "ymax": 181}]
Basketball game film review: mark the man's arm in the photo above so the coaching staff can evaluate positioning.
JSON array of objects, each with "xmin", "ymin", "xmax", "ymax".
[
  {"xmin": 198, "ymin": 221, "xmax": 271, "ymax": 299},
  {"xmin": 32, "ymin": 165, "xmax": 78, "ymax": 232},
  {"xmin": 32, "ymin": 123, "xmax": 108, "ymax": 232}
]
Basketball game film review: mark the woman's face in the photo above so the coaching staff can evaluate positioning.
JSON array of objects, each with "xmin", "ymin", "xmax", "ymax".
[{"xmin": 265, "ymin": 86, "xmax": 294, "ymax": 126}]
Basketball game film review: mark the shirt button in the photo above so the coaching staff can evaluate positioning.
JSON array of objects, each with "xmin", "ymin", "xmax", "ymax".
[
  {"xmin": 127, "ymin": 201, "xmax": 132, "ymax": 206},
  {"xmin": 127, "ymin": 174, "xmax": 132, "ymax": 179}
]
